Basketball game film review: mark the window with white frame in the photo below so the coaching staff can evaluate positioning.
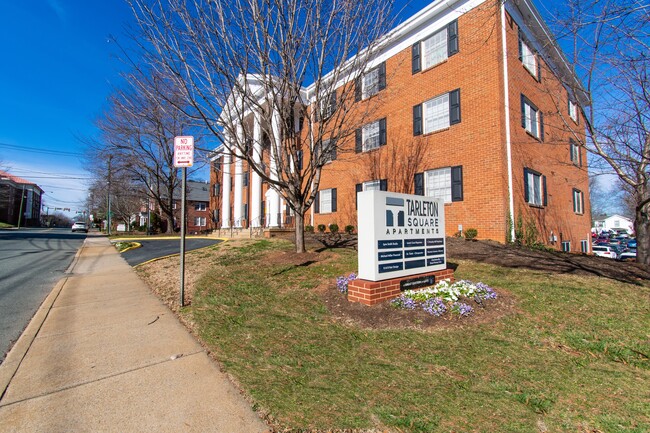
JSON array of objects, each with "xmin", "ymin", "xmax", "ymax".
[
  {"xmin": 195, "ymin": 202, "xmax": 206, "ymax": 211},
  {"xmin": 561, "ymin": 241, "xmax": 571, "ymax": 252},
  {"xmin": 522, "ymin": 95, "xmax": 542, "ymax": 139},
  {"xmin": 422, "ymin": 27, "xmax": 448, "ymax": 69},
  {"xmin": 569, "ymin": 99, "xmax": 578, "ymax": 122},
  {"xmin": 363, "ymin": 121, "xmax": 381, "ymax": 151},
  {"xmin": 573, "ymin": 189, "xmax": 584, "ymax": 214},
  {"xmin": 363, "ymin": 68, "xmax": 380, "ymax": 99},
  {"xmin": 425, "ymin": 167, "xmax": 452, "ymax": 203},
  {"xmin": 424, "ymin": 93, "xmax": 450, "ymax": 133},
  {"xmin": 320, "ymin": 188, "xmax": 333, "ymax": 214},
  {"xmin": 194, "ymin": 217, "xmax": 206, "ymax": 227},
  {"xmin": 525, "ymin": 169, "xmax": 544, "ymax": 206},
  {"xmin": 363, "ymin": 180, "xmax": 381, "ymax": 191},
  {"xmin": 570, "ymin": 140, "xmax": 581, "ymax": 166},
  {"xmin": 520, "ymin": 37, "xmax": 538, "ymax": 77},
  {"xmin": 316, "ymin": 139, "xmax": 336, "ymax": 163},
  {"xmin": 581, "ymin": 240, "xmax": 588, "ymax": 253}
]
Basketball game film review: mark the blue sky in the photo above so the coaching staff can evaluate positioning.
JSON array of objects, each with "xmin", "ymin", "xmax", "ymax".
[
  {"xmin": 1, "ymin": 0, "xmax": 594, "ymax": 217},
  {"xmin": 0, "ymin": 1, "xmax": 135, "ymax": 214}
]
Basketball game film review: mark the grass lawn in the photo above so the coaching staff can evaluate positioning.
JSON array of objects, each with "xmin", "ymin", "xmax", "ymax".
[{"xmin": 179, "ymin": 239, "xmax": 649, "ymax": 432}]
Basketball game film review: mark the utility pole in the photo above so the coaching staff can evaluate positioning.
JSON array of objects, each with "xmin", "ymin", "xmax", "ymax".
[
  {"xmin": 17, "ymin": 184, "xmax": 26, "ymax": 229},
  {"xmin": 107, "ymin": 156, "xmax": 112, "ymax": 235}
]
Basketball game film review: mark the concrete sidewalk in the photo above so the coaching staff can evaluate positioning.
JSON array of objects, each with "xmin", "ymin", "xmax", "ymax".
[{"xmin": 0, "ymin": 236, "xmax": 269, "ymax": 432}]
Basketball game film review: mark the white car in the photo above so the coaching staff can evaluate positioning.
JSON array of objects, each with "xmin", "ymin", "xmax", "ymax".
[
  {"xmin": 592, "ymin": 245, "xmax": 617, "ymax": 259},
  {"xmin": 71, "ymin": 222, "xmax": 88, "ymax": 233},
  {"xmin": 618, "ymin": 250, "xmax": 637, "ymax": 261}
]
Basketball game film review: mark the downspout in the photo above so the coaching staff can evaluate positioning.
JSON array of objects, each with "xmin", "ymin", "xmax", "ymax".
[{"xmin": 501, "ymin": 0, "xmax": 516, "ymax": 242}]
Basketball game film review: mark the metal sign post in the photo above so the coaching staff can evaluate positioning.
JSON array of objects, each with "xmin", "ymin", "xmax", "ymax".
[{"xmin": 174, "ymin": 136, "xmax": 194, "ymax": 308}]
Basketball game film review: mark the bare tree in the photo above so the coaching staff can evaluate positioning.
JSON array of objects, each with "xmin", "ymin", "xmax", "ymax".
[
  {"xmin": 548, "ymin": 0, "xmax": 650, "ymax": 264},
  {"xmin": 85, "ymin": 73, "xmax": 204, "ymax": 234},
  {"xmin": 127, "ymin": 0, "xmax": 396, "ymax": 252}
]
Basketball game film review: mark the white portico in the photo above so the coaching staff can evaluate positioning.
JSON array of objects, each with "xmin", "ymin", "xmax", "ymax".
[{"xmin": 213, "ymin": 75, "xmax": 305, "ymax": 230}]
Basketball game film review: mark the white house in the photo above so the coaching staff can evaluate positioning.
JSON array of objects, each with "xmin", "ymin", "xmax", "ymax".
[{"xmin": 593, "ymin": 214, "xmax": 634, "ymax": 234}]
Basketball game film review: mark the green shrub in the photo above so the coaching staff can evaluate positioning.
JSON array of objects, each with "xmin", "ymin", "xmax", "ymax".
[
  {"xmin": 464, "ymin": 228, "xmax": 478, "ymax": 240},
  {"xmin": 344, "ymin": 225, "xmax": 355, "ymax": 234},
  {"xmin": 317, "ymin": 224, "xmax": 326, "ymax": 233},
  {"xmin": 305, "ymin": 225, "xmax": 314, "ymax": 233},
  {"xmin": 329, "ymin": 223, "xmax": 339, "ymax": 233}
]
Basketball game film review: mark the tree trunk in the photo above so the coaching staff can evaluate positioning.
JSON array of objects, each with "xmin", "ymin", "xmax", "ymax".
[
  {"xmin": 294, "ymin": 212, "xmax": 306, "ymax": 253},
  {"xmin": 635, "ymin": 205, "xmax": 650, "ymax": 266}
]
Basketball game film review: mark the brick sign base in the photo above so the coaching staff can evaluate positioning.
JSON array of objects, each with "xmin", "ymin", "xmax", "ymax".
[{"xmin": 347, "ymin": 268, "xmax": 455, "ymax": 306}]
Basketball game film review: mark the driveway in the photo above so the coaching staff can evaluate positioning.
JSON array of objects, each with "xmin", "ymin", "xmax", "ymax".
[{"xmin": 119, "ymin": 238, "xmax": 223, "ymax": 266}]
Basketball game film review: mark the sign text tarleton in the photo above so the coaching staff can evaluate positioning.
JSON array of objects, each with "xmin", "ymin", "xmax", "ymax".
[{"xmin": 357, "ymin": 190, "xmax": 446, "ymax": 281}]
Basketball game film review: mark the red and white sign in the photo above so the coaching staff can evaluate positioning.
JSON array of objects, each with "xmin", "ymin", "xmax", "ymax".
[{"xmin": 174, "ymin": 136, "xmax": 195, "ymax": 167}]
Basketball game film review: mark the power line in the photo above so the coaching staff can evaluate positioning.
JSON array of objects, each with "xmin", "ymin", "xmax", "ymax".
[{"xmin": 0, "ymin": 142, "xmax": 84, "ymax": 157}]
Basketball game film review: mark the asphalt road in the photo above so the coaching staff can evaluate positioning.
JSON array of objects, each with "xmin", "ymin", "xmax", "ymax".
[
  {"xmin": 0, "ymin": 228, "xmax": 86, "ymax": 364},
  {"xmin": 120, "ymin": 238, "xmax": 223, "ymax": 266}
]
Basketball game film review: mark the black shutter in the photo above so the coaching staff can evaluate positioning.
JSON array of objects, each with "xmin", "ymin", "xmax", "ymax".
[
  {"xmin": 314, "ymin": 192, "xmax": 320, "ymax": 214},
  {"xmin": 243, "ymin": 203, "xmax": 248, "ymax": 220},
  {"xmin": 380, "ymin": 179, "xmax": 388, "ymax": 191},
  {"xmin": 355, "ymin": 129, "xmax": 362, "ymax": 153},
  {"xmin": 542, "ymin": 175, "xmax": 547, "ymax": 206},
  {"xmin": 379, "ymin": 118, "xmax": 387, "ymax": 146},
  {"xmin": 539, "ymin": 111, "xmax": 545, "ymax": 141},
  {"xmin": 521, "ymin": 94, "xmax": 527, "ymax": 129},
  {"xmin": 581, "ymin": 190, "xmax": 584, "ymax": 213},
  {"xmin": 578, "ymin": 144, "xmax": 582, "ymax": 166},
  {"xmin": 330, "ymin": 139, "xmax": 337, "ymax": 161},
  {"xmin": 448, "ymin": 20, "xmax": 459, "ymax": 56},
  {"xmin": 413, "ymin": 104, "xmax": 423, "ymax": 136},
  {"xmin": 243, "ymin": 172, "xmax": 249, "ymax": 187},
  {"xmin": 296, "ymin": 150, "xmax": 303, "ymax": 171},
  {"xmin": 537, "ymin": 58, "xmax": 542, "ymax": 81},
  {"xmin": 331, "ymin": 188, "xmax": 337, "ymax": 212},
  {"xmin": 378, "ymin": 62, "xmax": 386, "ymax": 90},
  {"xmin": 449, "ymin": 89, "xmax": 461, "ymax": 125},
  {"xmin": 412, "ymin": 42, "xmax": 421, "ymax": 74},
  {"xmin": 523, "ymin": 168, "xmax": 530, "ymax": 203},
  {"xmin": 414, "ymin": 172, "xmax": 424, "ymax": 196},
  {"xmin": 451, "ymin": 166, "xmax": 463, "ymax": 202},
  {"xmin": 355, "ymin": 77, "xmax": 362, "ymax": 102},
  {"xmin": 355, "ymin": 183, "xmax": 362, "ymax": 209},
  {"xmin": 518, "ymin": 31, "xmax": 523, "ymax": 61}
]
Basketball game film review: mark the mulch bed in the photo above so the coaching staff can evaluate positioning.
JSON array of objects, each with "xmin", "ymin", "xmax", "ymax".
[{"xmin": 269, "ymin": 233, "xmax": 650, "ymax": 330}]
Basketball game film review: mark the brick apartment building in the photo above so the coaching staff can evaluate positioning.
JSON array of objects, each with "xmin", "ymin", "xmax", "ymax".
[
  {"xmin": 210, "ymin": 0, "xmax": 591, "ymax": 252},
  {"xmin": 172, "ymin": 180, "xmax": 212, "ymax": 234},
  {"xmin": 0, "ymin": 170, "xmax": 43, "ymax": 227}
]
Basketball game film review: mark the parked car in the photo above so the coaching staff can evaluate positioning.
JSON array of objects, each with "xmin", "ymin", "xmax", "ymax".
[
  {"xmin": 627, "ymin": 238, "xmax": 637, "ymax": 249},
  {"xmin": 71, "ymin": 222, "xmax": 88, "ymax": 233},
  {"xmin": 592, "ymin": 245, "xmax": 618, "ymax": 259},
  {"xmin": 618, "ymin": 249, "xmax": 637, "ymax": 261}
]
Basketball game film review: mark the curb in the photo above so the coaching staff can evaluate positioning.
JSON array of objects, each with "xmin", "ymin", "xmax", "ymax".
[
  {"xmin": 0, "ymin": 238, "xmax": 87, "ymax": 401},
  {"xmin": 0, "ymin": 277, "xmax": 68, "ymax": 401},
  {"xmin": 133, "ymin": 239, "xmax": 228, "ymax": 268}
]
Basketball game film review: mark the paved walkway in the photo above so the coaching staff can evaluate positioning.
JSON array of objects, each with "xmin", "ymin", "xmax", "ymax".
[{"xmin": 0, "ymin": 236, "xmax": 269, "ymax": 432}]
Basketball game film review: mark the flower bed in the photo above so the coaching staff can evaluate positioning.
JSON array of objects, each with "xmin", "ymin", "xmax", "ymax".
[{"xmin": 391, "ymin": 279, "xmax": 497, "ymax": 317}]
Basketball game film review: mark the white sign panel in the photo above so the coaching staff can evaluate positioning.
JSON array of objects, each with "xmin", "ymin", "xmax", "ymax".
[
  {"xmin": 357, "ymin": 190, "xmax": 446, "ymax": 281},
  {"xmin": 174, "ymin": 136, "xmax": 194, "ymax": 167}
]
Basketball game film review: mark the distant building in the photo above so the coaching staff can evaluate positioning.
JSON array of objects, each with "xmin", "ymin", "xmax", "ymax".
[
  {"xmin": 0, "ymin": 170, "xmax": 43, "ymax": 227},
  {"xmin": 593, "ymin": 214, "xmax": 634, "ymax": 235},
  {"xmin": 172, "ymin": 180, "xmax": 212, "ymax": 234}
]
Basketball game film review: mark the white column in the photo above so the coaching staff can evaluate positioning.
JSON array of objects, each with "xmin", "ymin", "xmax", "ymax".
[
  {"xmin": 233, "ymin": 125, "xmax": 244, "ymax": 228},
  {"xmin": 268, "ymin": 109, "xmax": 281, "ymax": 227},
  {"xmin": 251, "ymin": 111, "xmax": 263, "ymax": 227},
  {"xmin": 221, "ymin": 150, "xmax": 231, "ymax": 229}
]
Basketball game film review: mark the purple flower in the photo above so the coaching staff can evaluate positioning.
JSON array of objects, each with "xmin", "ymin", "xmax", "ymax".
[
  {"xmin": 452, "ymin": 302, "xmax": 474, "ymax": 317},
  {"xmin": 422, "ymin": 298, "xmax": 447, "ymax": 316}
]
